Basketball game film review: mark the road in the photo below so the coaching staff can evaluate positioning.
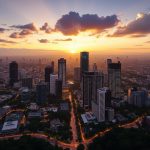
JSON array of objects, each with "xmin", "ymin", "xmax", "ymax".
[
  {"xmin": 69, "ymin": 93, "xmax": 78, "ymax": 149},
  {"xmin": 0, "ymin": 94, "xmax": 145, "ymax": 149}
]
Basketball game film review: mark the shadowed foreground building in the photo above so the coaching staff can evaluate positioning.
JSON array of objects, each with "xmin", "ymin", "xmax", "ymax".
[
  {"xmin": 82, "ymin": 71, "xmax": 104, "ymax": 109},
  {"xmin": 80, "ymin": 52, "xmax": 89, "ymax": 80},
  {"xmin": 108, "ymin": 60, "xmax": 121, "ymax": 98},
  {"xmin": 58, "ymin": 58, "xmax": 66, "ymax": 87},
  {"xmin": 36, "ymin": 81, "xmax": 49, "ymax": 103},
  {"xmin": 9, "ymin": 61, "xmax": 18, "ymax": 87}
]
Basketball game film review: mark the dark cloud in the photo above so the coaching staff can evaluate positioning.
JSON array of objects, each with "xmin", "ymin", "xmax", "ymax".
[
  {"xmin": 11, "ymin": 23, "xmax": 38, "ymax": 31},
  {"xmin": 39, "ymin": 39, "xmax": 49, "ymax": 43},
  {"xmin": 9, "ymin": 32, "xmax": 24, "ymax": 38},
  {"xmin": 0, "ymin": 38, "xmax": 17, "ymax": 44},
  {"xmin": 54, "ymin": 38, "xmax": 72, "ymax": 41},
  {"xmin": 40, "ymin": 22, "xmax": 54, "ymax": 33},
  {"xmin": 111, "ymin": 13, "xmax": 150, "ymax": 37},
  {"xmin": 0, "ymin": 28, "xmax": 5, "ymax": 33},
  {"xmin": 10, "ymin": 29, "xmax": 33, "ymax": 38},
  {"xmin": 19, "ymin": 29, "xmax": 33, "ymax": 35},
  {"xmin": 55, "ymin": 11, "xmax": 119, "ymax": 35}
]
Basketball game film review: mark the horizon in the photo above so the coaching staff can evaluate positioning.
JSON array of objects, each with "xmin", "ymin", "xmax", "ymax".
[{"xmin": 0, "ymin": 0, "xmax": 150, "ymax": 55}]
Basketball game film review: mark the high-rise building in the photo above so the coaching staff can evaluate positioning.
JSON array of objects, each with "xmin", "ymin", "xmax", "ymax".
[
  {"xmin": 58, "ymin": 58, "xmax": 66, "ymax": 87},
  {"xmin": 45, "ymin": 65, "xmax": 54, "ymax": 83},
  {"xmin": 128, "ymin": 87, "xmax": 148, "ymax": 107},
  {"xmin": 36, "ymin": 81, "xmax": 49, "ymax": 103},
  {"xmin": 108, "ymin": 61, "xmax": 121, "ymax": 98},
  {"xmin": 9, "ymin": 61, "xmax": 18, "ymax": 86},
  {"xmin": 82, "ymin": 71, "xmax": 104, "ymax": 109},
  {"xmin": 74, "ymin": 67, "xmax": 80, "ymax": 82},
  {"xmin": 51, "ymin": 61, "xmax": 54, "ymax": 73},
  {"xmin": 50, "ymin": 74, "xmax": 58, "ymax": 95},
  {"xmin": 80, "ymin": 52, "xmax": 89, "ymax": 80},
  {"xmin": 92, "ymin": 88, "xmax": 106, "ymax": 122},
  {"xmin": 55, "ymin": 79, "xmax": 62, "ymax": 99},
  {"xmin": 93, "ymin": 63, "xmax": 98, "ymax": 72},
  {"xmin": 21, "ymin": 77, "xmax": 33, "ymax": 89}
]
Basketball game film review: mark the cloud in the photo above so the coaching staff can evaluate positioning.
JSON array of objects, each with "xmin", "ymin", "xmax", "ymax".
[
  {"xmin": 9, "ymin": 32, "xmax": 23, "ymax": 38},
  {"xmin": 145, "ymin": 41, "xmax": 150, "ymax": 43},
  {"xmin": 40, "ymin": 22, "xmax": 54, "ymax": 33},
  {"xmin": 0, "ymin": 39, "xmax": 17, "ymax": 44},
  {"xmin": 19, "ymin": 29, "xmax": 33, "ymax": 35},
  {"xmin": 135, "ymin": 44, "xmax": 143, "ymax": 46},
  {"xmin": 10, "ymin": 29, "xmax": 34, "ymax": 38},
  {"xmin": 0, "ymin": 28, "xmax": 6, "ymax": 33},
  {"xmin": 39, "ymin": 39, "xmax": 49, "ymax": 43},
  {"xmin": 55, "ymin": 11, "xmax": 119, "ymax": 35},
  {"xmin": 111, "ymin": 13, "xmax": 150, "ymax": 37},
  {"xmin": 54, "ymin": 38, "xmax": 72, "ymax": 41},
  {"xmin": 11, "ymin": 23, "xmax": 38, "ymax": 31}
]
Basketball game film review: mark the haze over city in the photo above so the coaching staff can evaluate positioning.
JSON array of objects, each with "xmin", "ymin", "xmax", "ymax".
[{"xmin": 0, "ymin": 1, "xmax": 150, "ymax": 150}]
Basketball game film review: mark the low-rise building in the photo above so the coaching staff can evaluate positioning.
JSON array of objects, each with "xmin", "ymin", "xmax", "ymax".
[{"xmin": 81, "ymin": 112, "xmax": 96, "ymax": 124}]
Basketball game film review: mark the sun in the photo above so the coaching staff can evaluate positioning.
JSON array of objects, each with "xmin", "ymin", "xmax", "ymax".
[{"xmin": 70, "ymin": 49, "xmax": 77, "ymax": 54}]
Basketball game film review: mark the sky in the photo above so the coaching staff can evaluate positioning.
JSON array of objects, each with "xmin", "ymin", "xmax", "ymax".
[{"xmin": 0, "ymin": 0, "xmax": 150, "ymax": 55}]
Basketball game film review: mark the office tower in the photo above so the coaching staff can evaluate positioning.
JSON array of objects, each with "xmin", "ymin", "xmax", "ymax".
[
  {"xmin": 9, "ymin": 61, "xmax": 18, "ymax": 86},
  {"xmin": 55, "ymin": 79, "xmax": 62, "ymax": 99},
  {"xmin": 108, "ymin": 61, "xmax": 121, "ymax": 98},
  {"xmin": 58, "ymin": 58, "xmax": 66, "ymax": 87},
  {"xmin": 50, "ymin": 74, "xmax": 58, "ymax": 95},
  {"xmin": 21, "ymin": 78, "xmax": 33, "ymax": 89},
  {"xmin": 74, "ymin": 67, "xmax": 80, "ymax": 82},
  {"xmin": 82, "ymin": 71, "xmax": 104, "ymax": 109},
  {"xmin": 45, "ymin": 65, "xmax": 54, "ymax": 83},
  {"xmin": 36, "ymin": 81, "xmax": 49, "ymax": 103},
  {"xmin": 92, "ymin": 88, "xmax": 106, "ymax": 122},
  {"xmin": 128, "ymin": 87, "xmax": 148, "ymax": 107},
  {"xmin": 93, "ymin": 63, "xmax": 98, "ymax": 72},
  {"xmin": 107, "ymin": 59, "xmax": 112, "ymax": 67},
  {"xmin": 80, "ymin": 52, "xmax": 89, "ymax": 80},
  {"xmin": 102, "ymin": 87, "xmax": 112, "ymax": 107},
  {"xmin": 51, "ymin": 61, "xmax": 54, "ymax": 73}
]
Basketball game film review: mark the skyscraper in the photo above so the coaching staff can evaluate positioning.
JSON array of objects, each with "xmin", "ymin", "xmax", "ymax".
[
  {"xmin": 92, "ymin": 88, "xmax": 106, "ymax": 122},
  {"xmin": 55, "ymin": 79, "xmax": 62, "ymax": 99},
  {"xmin": 108, "ymin": 61, "xmax": 121, "ymax": 98},
  {"xmin": 93, "ymin": 63, "xmax": 98, "ymax": 72},
  {"xmin": 50, "ymin": 74, "xmax": 58, "ymax": 95},
  {"xmin": 45, "ymin": 65, "xmax": 54, "ymax": 83},
  {"xmin": 80, "ymin": 52, "xmax": 89, "ymax": 80},
  {"xmin": 58, "ymin": 58, "xmax": 66, "ymax": 87},
  {"xmin": 82, "ymin": 71, "xmax": 104, "ymax": 109},
  {"xmin": 36, "ymin": 81, "xmax": 49, "ymax": 103},
  {"xmin": 51, "ymin": 61, "xmax": 54, "ymax": 73},
  {"xmin": 74, "ymin": 67, "xmax": 80, "ymax": 82},
  {"xmin": 9, "ymin": 61, "xmax": 18, "ymax": 86}
]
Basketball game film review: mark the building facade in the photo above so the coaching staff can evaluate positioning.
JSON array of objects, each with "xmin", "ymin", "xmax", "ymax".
[
  {"xmin": 108, "ymin": 61, "xmax": 121, "ymax": 98},
  {"xmin": 36, "ymin": 81, "xmax": 49, "ymax": 103},
  {"xmin": 50, "ymin": 74, "xmax": 58, "ymax": 95},
  {"xmin": 82, "ymin": 71, "xmax": 104, "ymax": 109},
  {"xmin": 92, "ymin": 88, "xmax": 106, "ymax": 122},
  {"xmin": 58, "ymin": 58, "xmax": 66, "ymax": 87},
  {"xmin": 80, "ymin": 52, "xmax": 89, "ymax": 80},
  {"xmin": 9, "ymin": 61, "xmax": 18, "ymax": 86}
]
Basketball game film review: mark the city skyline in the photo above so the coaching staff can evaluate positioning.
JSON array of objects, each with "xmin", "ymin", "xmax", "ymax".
[{"xmin": 0, "ymin": 0, "xmax": 150, "ymax": 55}]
